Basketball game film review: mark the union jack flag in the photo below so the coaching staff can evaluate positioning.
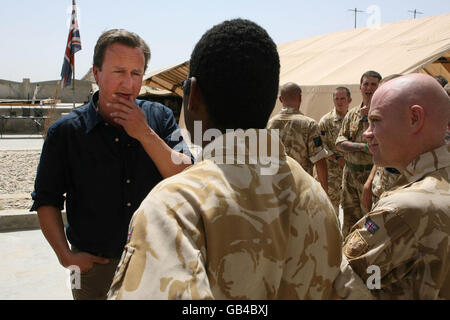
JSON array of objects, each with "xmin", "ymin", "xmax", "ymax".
[
  {"xmin": 365, "ymin": 217, "xmax": 380, "ymax": 235},
  {"xmin": 60, "ymin": 0, "xmax": 81, "ymax": 89}
]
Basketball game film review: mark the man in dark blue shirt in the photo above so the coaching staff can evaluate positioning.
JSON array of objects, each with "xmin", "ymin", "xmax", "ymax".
[{"xmin": 31, "ymin": 29, "xmax": 193, "ymax": 300}]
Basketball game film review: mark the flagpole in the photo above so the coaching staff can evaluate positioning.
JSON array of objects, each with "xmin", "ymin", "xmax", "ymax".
[{"xmin": 72, "ymin": 55, "xmax": 75, "ymax": 109}]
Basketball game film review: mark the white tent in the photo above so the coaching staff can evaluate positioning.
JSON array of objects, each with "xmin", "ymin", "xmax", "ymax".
[
  {"xmin": 142, "ymin": 13, "xmax": 450, "ymax": 130},
  {"xmin": 276, "ymin": 13, "xmax": 450, "ymax": 121}
]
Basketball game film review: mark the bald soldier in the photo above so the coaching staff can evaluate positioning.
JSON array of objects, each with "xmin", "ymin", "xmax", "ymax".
[
  {"xmin": 108, "ymin": 19, "xmax": 342, "ymax": 300},
  {"xmin": 267, "ymin": 82, "xmax": 329, "ymax": 194},
  {"xmin": 335, "ymin": 73, "xmax": 450, "ymax": 299},
  {"xmin": 362, "ymin": 74, "xmax": 403, "ymax": 211},
  {"xmin": 319, "ymin": 87, "xmax": 351, "ymax": 213},
  {"xmin": 336, "ymin": 70, "xmax": 381, "ymax": 238}
]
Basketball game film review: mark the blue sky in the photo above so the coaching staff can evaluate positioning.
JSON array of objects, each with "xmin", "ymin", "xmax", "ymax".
[{"xmin": 1, "ymin": 0, "xmax": 449, "ymax": 82}]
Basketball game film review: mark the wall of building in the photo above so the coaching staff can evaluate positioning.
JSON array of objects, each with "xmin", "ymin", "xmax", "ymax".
[{"xmin": 0, "ymin": 78, "xmax": 93, "ymax": 104}]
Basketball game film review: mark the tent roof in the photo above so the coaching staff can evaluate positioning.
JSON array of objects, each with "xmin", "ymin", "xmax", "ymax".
[
  {"xmin": 141, "ymin": 13, "xmax": 450, "ymax": 94},
  {"xmin": 138, "ymin": 85, "xmax": 175, "ymax": 97},
  {"xmin": 143, "ymin": 61, "xmax": 189, "ymax": 96},
  {"xmin": 278, "ymin": 13, "xmax": 450, "ymax": 85}
]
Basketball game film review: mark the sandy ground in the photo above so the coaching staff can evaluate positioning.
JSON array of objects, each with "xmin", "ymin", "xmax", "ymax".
[{"xmin": 0, "ymin": 229, "xmax": 72, "ymax": 300}]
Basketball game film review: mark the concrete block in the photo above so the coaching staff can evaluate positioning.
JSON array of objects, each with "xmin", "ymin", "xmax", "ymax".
[{"xmin": 0, "ymin": 209, "xmax": 67, "ymax": 232}]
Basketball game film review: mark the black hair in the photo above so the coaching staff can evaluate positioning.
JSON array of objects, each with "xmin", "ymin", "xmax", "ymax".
[
  {"xmin": 360, "ymin": 70, "xmax": 382, "ymax": 84},
  {"xmin": 188, "ymin": 18, "xmax": 280, "ymax": 129}
]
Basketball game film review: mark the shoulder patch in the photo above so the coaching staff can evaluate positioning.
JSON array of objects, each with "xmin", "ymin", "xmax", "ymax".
[
  {"xmin": 365, "ymin": 217, "xmax": 379, "ymax": 235},
  {"xmin": 344, "ymin": 231, "xmax": 369, "ymax": 259},
  {"xmin": 313, "ymin": 136, "xmax": 323, "ymax": 147}
]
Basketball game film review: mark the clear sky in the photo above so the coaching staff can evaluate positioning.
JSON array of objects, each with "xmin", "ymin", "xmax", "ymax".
[{"xmin": 1, "ymin": 0, "xmax": 449, "ymax": 82}]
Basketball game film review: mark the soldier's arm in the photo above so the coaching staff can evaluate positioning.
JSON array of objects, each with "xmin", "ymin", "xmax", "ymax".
[
  {"xmin": 362, "ymin": 165, "xmax": 378, "ymax": 212},
  {"xmin": 334, "ymin": 256, "xmax": 374, "ymax": 300},
  {"xmin": 341, "ymin": 207, "xmax": 419, "ymax": 299},
  {"xmin": 318, "ymin": 118, "xmax": 334, "ymax": 157},
  {"xmin": 335, "ymin": 111, "xmax": 368, "ymax": 154},
  {"xmin": 315, "ymin": 158, "xmax": 328, "ymax": 194},
  {"xmin": 336, "ymin": 141, "xmax": 367, "ymax": 153}
]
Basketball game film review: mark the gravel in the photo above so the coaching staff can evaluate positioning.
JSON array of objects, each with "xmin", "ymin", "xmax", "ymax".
[{"xmin": 0, "ymin": 150, "xmax": 40, "ymax": 210}]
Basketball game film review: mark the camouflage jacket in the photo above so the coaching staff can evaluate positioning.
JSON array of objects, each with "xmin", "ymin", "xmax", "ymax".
[
  {"xmin": 266, "ymin": 107, "xmax": 329, "ymax": 175},
  {"xmin": 336, "ymin": 143, "xmax": 450, "ymax": 299},
  {"xmin": 336, "ymin": 103, "xmax": 373, "ymax": 165},
  {"xmin": 319, "ymin": 108, "xmax": 345, "ymax": 160},
  {"xmin": 371, "ymin": 167, "xmax": 400, "ymax": 207},
  {"xmin": 108, "ymin": 129, "xmax": 342, "ymax": 300}
]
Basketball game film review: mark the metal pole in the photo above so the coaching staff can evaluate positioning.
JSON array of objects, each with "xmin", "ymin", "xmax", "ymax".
[
  {"xmin": 72, "ymin": 56, "xmax": 75, "ymax": 109},
  {"xmin": 408, "ymin": 9, "xmax": 423, "ymax": 19},
  {"xmin": 348, "ymin": 8, "xmax": 364, "ymax": 29}
]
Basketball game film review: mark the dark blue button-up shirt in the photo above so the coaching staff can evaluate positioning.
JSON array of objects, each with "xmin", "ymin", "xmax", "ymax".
[{"xmin": 31, "ymin": 92, "xmax": 192, "ymax": 258}]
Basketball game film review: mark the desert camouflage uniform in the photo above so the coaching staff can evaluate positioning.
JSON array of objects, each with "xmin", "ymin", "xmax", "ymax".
[
  {"xmin": 108, "ymin": 130, "xmax": 342, "ymax": 300},
  {"xmin": 319, "ymin": 108, "xmax": 346, "ymax": 212},
  {"xmin": 336, "ymin": 143, "xmax": 450, "ymax": 299},
  {"xmin": 371, "ymin": 167, "xmax": 400, "ymax": 209},
  {"xmin": 266, "ymin": 106, "xmax": 329, "ymax": 176},
  {"xmin": 336, "ymin": 103, "xmax": 373, "ymax": 238},
  {"xmin": 371, "ymin": 135, "xmax": 450, "ymax": 210}
]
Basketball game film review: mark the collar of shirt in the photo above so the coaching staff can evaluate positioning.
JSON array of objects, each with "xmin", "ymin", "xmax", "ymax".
[
  {"xmin": 280, "ymin": 106, "xmax": 302, "ymax": 115},
  {"xmin": 332, "ymin": 108, "xmax": 344, "ymax": 122},
  {"xmin": 82, "ymin": 91, "xmax": 106, "ymax": 134},
  {"xmin": 356, "ymin": 102, "xmax": 364, "ymax": 117},
  {"xmin": 402, "ymin": 143, "xmax": 450, "ymax": 183},
  {"xmin": 199, "ymin": 129, "xmax": 287, "ymax": 167}
]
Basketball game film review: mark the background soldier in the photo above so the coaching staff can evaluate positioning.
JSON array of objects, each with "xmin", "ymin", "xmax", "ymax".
[
  {"xmin": 336, "ymin": 70, "xmax": 381, "ymax": 238},
  {"xmin": 319, "ymin": 87, "xmax": 352, "ymax": 213},
  {"xmin": 267, "ymin": 82, "xmax": 329, "ymax": 194}
]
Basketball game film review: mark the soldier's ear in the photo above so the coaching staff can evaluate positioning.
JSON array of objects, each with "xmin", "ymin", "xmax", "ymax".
[
  {"xmin": 187, "ymin": 77, "xmax": 207, "ymax": 116},
  {"xmin": 409, "ymin": 105, "xmax": 425, "ymax": 133}
]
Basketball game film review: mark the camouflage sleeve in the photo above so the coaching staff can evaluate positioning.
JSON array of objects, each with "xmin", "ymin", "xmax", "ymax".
[
  {"xmin": 342, "ymin": 207, "xmax": 418, "ymax": 295},
  {"xmin": 335, "ymin": 113, "xmax": 350, "ymax": 146},
  {"xmin": 108, "ymin": 193, "xmax": 213, "ymax": 300},
  {"xmin": 334, "ymin": 256, "xmax": 375, "ymax": 300},
  {"xmin": 318, "ymin": 117, "xmax": 334, "ymax": 157},
  {"xmin": 308, "ymin": 120, "xmax": 329, "ymax": 163}
]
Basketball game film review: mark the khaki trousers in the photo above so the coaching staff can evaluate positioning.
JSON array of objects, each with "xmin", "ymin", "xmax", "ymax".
[{"xmin": 70, "ymin": 246, "xmax": 121, "ymax": 300}]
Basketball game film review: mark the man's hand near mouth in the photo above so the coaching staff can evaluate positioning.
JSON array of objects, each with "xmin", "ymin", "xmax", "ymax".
[
  {"xmin": 108, "ymin": 93, "xmax": 149, "ymax": 141},
  {"xmin": 108, "ymin": 93, "xmax": 192, "ymax": 178}
]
